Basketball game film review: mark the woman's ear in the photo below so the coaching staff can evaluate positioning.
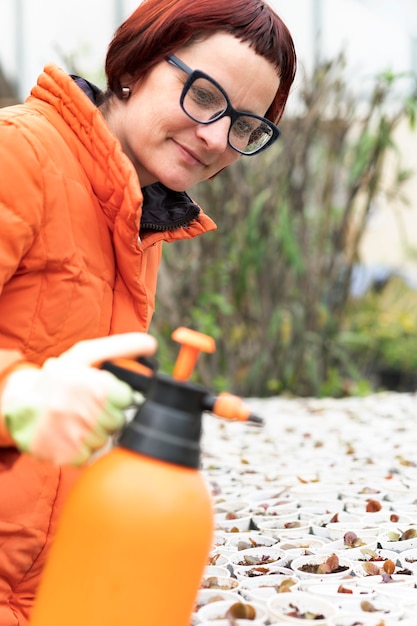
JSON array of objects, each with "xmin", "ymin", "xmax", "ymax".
[{"xmin": 118, "ymin": 73, "xmax": 136, "ymax": 97}]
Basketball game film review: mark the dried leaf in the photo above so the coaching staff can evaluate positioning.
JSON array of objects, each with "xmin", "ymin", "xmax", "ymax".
[
  {"xmin": 245, "ymin": 566, "xmax": 270, "ymax": 577},
  {"xmin": 360, "ymin": 548, "xmax": 377, "ymax": 559},
  {"xmin": 299, "ymin": 553, "xmax": 349, "ymax": 575},
  {"xmin": 402, "ymin": 528, "xmax": 417, "ymax": 540},
  {"xmin": 277, "ymin": 579, "xmax": 297, "ymax": 593},
  {"xmin": 345, "ymin": 443, "xmax": 355, "ymax": 455},
  {"xmin": 225, "ymin": 602, "xmax": 256, "ymax": 621},
  {"xmin": 360, "ymin": 600, "xmax": 377, "ymax": 612},
  {"xmin": 383, "ymin": 559, "xmax": 396, "ymax": 575},
  {"xmin": 326, "ymin": 554, "xmax": 340, "ymax": 571},
  {"xmin": 284, "ymin": 521, "xmax": 301, "ymax": 529},
  {"xmin": 344, "ymin": 531, "xmax": 358, "ymax": 546},
  {"xmin": 202, "ymin": 577, "xmax": 219, "ymax": 589},
  {"xmin": 316, "ymin": 563, "xmax": 332, "ymax": 574},
  {"xmin": 208, "ymin": 595, "xmax": 224, "ymax": 605},
  {"xmin": 287, "ymin": 603, "xmax": 325, "ymax": 620},
  {"xmin": 360, "ymin": 487, "xmax": 379, "ymax": 494},
  {"xmin": 208, "ymin": 553, "xmax": 220, "ymax": 565},
  {"xmin": 362, "ymin": 562, "xmax": 380, "ymax": 576},
  {"xmin": 243, "ymin": 555, "xmax": 261, "ymax": 565},
  {"xmin": 366, "ymin": 499, "xmax": 382, "ymax": 512},
  {"xmin": 242, "ymin": 554, "xmax": 275, "ymax": 565}
]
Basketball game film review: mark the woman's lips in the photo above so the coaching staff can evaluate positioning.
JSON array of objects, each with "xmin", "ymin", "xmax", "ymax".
[{"xmin": 175, "ymin": 140, "xmax": 206, "ymax": 166}]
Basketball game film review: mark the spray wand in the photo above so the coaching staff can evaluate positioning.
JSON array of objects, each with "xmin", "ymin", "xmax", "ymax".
[{"xmin": 102, "ymin": 326, "xmax": 264, "ymax": 426}]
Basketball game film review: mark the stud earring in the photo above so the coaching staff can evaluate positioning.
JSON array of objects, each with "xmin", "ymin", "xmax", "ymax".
[{"xmin": 121, "ymin": 86, "xmax": 131, "ymax": 99}]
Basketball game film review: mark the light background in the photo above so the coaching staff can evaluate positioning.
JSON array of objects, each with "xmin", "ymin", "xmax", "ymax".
[{"xmin": 1, "ymin": 0, "xmax": 417, "ymax": 101}]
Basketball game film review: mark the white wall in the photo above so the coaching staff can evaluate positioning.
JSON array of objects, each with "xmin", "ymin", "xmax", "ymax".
[
  {"xmin": 272, "ymin": 0, "xmax": 416, "ymax": 107},
  {"xmin": 1, "ymin": 0, "xmax": 417, "ymax": 101},
  {"xmin": 0, "ymin": 0, "xmax": 152, "ymax": 100}
]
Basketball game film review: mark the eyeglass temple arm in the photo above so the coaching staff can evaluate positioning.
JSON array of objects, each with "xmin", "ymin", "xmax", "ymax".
[{"xmin": 167, "ymin": 55, "xmax": 193, "ymax": 76}]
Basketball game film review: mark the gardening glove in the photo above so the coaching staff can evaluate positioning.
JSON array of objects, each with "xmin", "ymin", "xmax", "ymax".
[{"xmin": 0, "ymin": 333, "xmax": 157, "ymax": 466}]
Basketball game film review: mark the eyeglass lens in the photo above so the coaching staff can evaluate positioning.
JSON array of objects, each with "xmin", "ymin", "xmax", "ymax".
[{"xmin": 183, "ymin": 76, "xmax": 274, "ymax": 154}]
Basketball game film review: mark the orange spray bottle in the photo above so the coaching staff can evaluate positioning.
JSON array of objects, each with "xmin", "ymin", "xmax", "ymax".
[{"xmin": 29, "ymin": 328, "xmax": 262, "ymax": 626}]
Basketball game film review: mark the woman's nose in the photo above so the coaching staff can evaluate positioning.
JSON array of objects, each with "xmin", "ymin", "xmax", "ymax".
[{"xmin": 195, "ymin": 117, "xmax": 230, "ymax": 152}]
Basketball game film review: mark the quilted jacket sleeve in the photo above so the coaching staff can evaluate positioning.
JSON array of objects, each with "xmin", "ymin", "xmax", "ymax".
[
  {"xmin": 0, "ymin": 113, "xmax": 44, "ymax": 444},
  {"xmin": 0, "ymin": 116, "xmax": 44, "ymax": 286}
]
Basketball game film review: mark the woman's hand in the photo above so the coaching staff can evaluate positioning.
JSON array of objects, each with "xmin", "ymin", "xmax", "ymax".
[{"xmin": 0, "ymin": 333, "xmax": 157, "ymax": 466}]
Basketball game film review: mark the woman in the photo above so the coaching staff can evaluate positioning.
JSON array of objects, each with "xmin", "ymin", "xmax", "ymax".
[{"xmin": 0, "ymin": 0, "xmax": 296, "ymax": 622}]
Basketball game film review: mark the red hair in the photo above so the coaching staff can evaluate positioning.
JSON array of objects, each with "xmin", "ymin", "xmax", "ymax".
[{"xmin": 105, "ymin": 0, "xmax": 296, "ymax": 124}]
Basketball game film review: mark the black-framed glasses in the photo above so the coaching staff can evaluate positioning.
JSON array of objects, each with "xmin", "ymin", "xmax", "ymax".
[{"xmin": 167, "ymin": 55, "xmax": 280, "ymax": 156}]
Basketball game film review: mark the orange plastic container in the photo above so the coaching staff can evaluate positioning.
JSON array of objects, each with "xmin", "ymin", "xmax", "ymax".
[
  {"xmin": 29, "ymin": 328, "xmax": 261, "ymax": 626},
  {"xmin": 30, "ymin": 328, "xmax": 217, "ymax": 626},
  {"xmin": 29, "ymin": 445, "xmax": 213, "ymax": 626}
]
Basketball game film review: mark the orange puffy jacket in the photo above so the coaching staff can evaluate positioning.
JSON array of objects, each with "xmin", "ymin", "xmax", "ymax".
[{"xmin": 0, "ymin": 64, "xmax": 216, "ymax": 625}]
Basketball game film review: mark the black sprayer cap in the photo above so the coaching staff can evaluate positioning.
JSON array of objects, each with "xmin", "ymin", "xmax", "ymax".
[{"xmin": 118, "ymin": 373, "xmax": 207, "ymax": 469}]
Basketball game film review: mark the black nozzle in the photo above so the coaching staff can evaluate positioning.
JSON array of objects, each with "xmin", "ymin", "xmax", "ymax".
[{"xmin": 248, "ymin": 414, "xmax": 264, "ymax": 426}]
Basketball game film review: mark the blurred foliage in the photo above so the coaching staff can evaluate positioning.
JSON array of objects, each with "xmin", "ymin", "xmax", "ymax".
[
  {"xmin": 150, "ymin": 54, "xmax": 417, "ymax": 397},
  {"xmin": 340, "ymin": 277, "xmax": 417, "ymax": 392}
]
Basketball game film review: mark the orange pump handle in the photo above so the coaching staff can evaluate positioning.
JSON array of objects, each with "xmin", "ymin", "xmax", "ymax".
[
  {"xmin": 109, "ymin": 358, "xmax": 155, "ymax": 379},
  {"xmin": 211, "ymin": 392, "xmax": 251, "ymax": 421},
  {"xmin": 171, "ymin": 327, "xmax": 216, "ymax": 381}
]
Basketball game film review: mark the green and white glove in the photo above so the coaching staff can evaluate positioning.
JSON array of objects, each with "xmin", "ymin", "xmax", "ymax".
[{"xmin": 0, "ymin": 333, "xmax": 157, "ymax": 466}]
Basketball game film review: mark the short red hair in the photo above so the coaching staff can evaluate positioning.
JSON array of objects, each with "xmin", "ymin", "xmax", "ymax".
[{"xmin": 105, "ymin": 0, "xmax": 296, "ymax": 124}]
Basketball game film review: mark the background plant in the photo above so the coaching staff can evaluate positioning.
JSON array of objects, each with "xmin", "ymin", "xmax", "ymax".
[
  {"xmin": 150, "ymin": 55, "xmax": 417, "ymax": 397},
  {"xmin": 339, "ymin": 276, "xmax": 417, "ymax": 391}
]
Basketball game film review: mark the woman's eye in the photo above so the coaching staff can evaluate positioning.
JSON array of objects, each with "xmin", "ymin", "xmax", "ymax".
[
  {"xmin": 190, "ymin": 85, "xmax": 224, "ymax": 109},
  {"xmin": 233, "ymin": 118, "xmax": 256, "ymax": 138}
]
